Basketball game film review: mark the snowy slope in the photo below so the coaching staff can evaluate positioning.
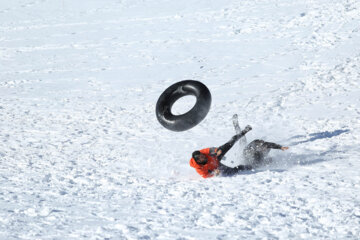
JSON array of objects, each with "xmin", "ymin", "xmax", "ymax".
[{"xmin": 1, "ymin": 0, "xmax": 360, "ymax": 239}]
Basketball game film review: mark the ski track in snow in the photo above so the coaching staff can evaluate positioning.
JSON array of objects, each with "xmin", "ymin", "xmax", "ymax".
[{"xmin": 1, "ymin": 0, "xmax": 360, "ymax": 239}]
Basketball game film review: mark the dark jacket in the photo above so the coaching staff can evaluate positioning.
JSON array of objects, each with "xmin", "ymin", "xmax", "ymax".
[{"xmin": 243, "ymin": 139, "xmax": 282, "ymax": 163}]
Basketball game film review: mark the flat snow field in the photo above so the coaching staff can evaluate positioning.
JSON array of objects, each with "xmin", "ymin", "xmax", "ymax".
[{"xmin": 1, "ymin": 0, "xmax": 360, "ymax": 239}]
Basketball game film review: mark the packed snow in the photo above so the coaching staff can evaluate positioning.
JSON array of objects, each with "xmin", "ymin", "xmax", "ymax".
[{"xmin": 1, "ymin": 0, "xmax": 360, "ymax": 239}]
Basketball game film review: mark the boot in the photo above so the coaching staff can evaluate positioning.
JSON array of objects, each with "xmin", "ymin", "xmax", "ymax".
[{"xmin": 241, "ymin": 125, "xmax": 252, "ymax": 135}]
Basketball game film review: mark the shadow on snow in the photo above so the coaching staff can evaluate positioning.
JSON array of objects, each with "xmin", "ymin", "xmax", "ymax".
[{"xmin": 287, "ymin": 129, "xmax": 350, "ymax": 146}]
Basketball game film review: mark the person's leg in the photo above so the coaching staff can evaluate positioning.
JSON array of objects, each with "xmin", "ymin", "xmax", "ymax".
[
  {"xmin": 232, "ymin": 114, "xmax": 247, "ymax": 146},
  {"xmin": 217, "ymin": 134, "xmax": 244, "ymax": 160},
  {"xmin": 217, "ymin": 126, "xmax": 252, "ymax": 161},
  {"xmin": 218, "ymin": 163, "xmax": 252, "ymax": 176}
]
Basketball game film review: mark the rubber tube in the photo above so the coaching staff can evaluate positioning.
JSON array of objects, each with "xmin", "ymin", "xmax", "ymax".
[{"xmin": 156, "ymin": 80, "xmax": 211, "ymax": 132}]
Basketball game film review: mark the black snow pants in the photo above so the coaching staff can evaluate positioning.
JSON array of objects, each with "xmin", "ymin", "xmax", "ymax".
[{"xmin": 217, "ymin": 133, "xmax": 253, "ymax": 176}]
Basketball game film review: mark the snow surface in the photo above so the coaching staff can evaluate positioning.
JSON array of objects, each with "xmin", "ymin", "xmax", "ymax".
[{"xmin": 1, "ymin": 0, "xmax": 360, "ymax": 239}]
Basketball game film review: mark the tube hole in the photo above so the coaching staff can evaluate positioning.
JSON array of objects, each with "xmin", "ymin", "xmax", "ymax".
[{"xmin": 171, "ymin": 95, "xmax": 197, "ymax": 115}]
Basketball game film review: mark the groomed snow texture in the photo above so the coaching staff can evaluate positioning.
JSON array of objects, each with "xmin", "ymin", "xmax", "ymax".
[{"xmin": 1, "ymin": 0, "xmax": 360, "ymax": 239}]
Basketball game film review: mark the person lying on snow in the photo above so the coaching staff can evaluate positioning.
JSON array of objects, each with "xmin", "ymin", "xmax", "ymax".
[{"xmin": 189, "ymin": 125, "xmax": 289, "ymax": 178}]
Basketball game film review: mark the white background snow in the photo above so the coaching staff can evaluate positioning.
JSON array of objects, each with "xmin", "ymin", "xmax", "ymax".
[{"xmin": 1, "ymin": 0, "xmax": 360, "ymax": 239}]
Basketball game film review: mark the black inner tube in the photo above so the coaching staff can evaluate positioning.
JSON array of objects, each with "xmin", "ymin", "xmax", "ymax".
[{"xmin": 156, "ymin": 80, "xmax": 211, "ymax": 132}]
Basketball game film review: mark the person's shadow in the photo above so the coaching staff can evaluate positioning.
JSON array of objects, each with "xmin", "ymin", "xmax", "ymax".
[{"xmin": 288, "ymin": 129, "xmax": 350, "ymax": 146}]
